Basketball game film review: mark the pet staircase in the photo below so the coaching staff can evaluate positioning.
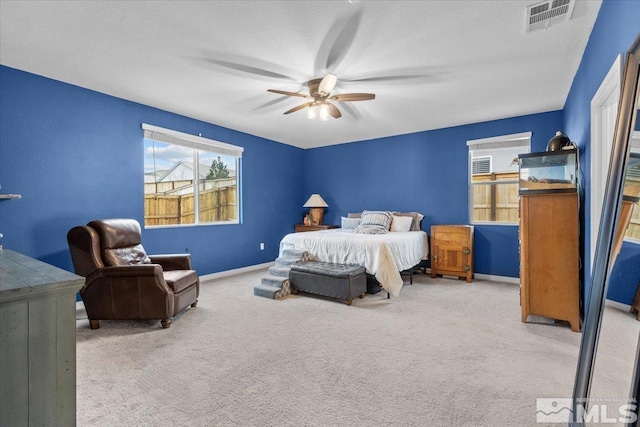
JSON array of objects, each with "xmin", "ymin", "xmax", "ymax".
[{"xmin": 253, "ymin": 249, "xmax": 309, "ymax": 299}]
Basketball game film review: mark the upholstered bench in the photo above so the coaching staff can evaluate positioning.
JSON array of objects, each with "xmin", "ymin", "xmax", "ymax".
[{"xmin": 289, "ymin": 261, "xmax": 367, "ymax": 305}]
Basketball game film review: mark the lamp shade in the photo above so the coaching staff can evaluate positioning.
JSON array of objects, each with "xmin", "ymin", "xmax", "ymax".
[{"xmin": 303, "ymin": 194, "xmax": 328, "ymax": 208}]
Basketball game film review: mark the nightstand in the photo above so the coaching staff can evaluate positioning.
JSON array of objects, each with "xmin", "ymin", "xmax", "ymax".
[
  {"xmin": 430, "ymin": 225, "xmax": 474, "ymax": 283},
  {"xmin": 294, "ymin": 224, "xmax": 338, "ymax": 232}
]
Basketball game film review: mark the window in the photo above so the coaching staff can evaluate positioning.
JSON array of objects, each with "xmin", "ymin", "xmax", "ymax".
[
  {"xmin": 142, "ymin": 124, "xmax": 243, "ymax": 227},
  {"xmin": 624, "ymin": 131, "xmax": 640, "ymax": 242},
  {"xmin": 467, "ymin": 132, "xmax": 531, "ymax": 224}
]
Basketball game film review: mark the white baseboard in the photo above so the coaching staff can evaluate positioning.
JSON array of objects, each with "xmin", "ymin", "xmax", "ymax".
[
  {"xmin": 605, "ymin": 299, "xmax": 632, "ymax": 312},
  {"xmin": 200, "ymin": 261, "xmax": 274, "ymax": 282},
  {"xmin": 200, "ymin": 263, "xmax": 520, "ymax": 284},
  {"xmin": 425, "ymin": 267, "xmax": 519, "ymax": 284},
  {"xmin": 474, "ymin": 273, "xmax": 520, "ymax": 284}
]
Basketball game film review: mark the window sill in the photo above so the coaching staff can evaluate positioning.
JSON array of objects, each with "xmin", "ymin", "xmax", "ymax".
[{"xmin": 144, "ymin": 220, "xmax": 240, "ymax": 230}]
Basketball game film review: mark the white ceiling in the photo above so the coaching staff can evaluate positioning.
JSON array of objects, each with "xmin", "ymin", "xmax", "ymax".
[{"xmin": 0, "ymin": 1, "xmax": 602, "ymax": 149}]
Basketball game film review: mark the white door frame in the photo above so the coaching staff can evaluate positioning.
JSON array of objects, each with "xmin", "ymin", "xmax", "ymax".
[{"xmin": 590, "ymin": 54, "xmax": 622, "ymax": 270}]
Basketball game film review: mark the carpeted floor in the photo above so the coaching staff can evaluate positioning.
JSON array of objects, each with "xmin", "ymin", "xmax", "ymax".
[{"xmin": 75, "ymin": 269, "xmax": 635, "ymax": 426}]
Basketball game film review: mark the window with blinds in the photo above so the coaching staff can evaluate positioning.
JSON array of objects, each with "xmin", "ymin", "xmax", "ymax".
[
  {"xmin": 467, "ymin": 132, "xmax": 531, "ymax": 224},
  {"xmin": 142, "ymin": 124, "xmax": 243, "ymax": 227}
]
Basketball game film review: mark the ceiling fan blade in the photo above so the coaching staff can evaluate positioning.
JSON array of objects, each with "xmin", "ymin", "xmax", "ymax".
[
  {"xmin": 251, "ymin": 96, "xmax": 291, "ymax": 112},
  {"xmin": 341, "ymin": 75, "xmax": 427, "ymax": 83},
  {"xmin": 284, "ymin": 102, "xmax": 312, "ymax": 115},
  {"xmin": 314, "ymin": 10, "xmax": 362, "ymax": 75},
  {"xmin": 326, "ymin": 102, "xmax": 342, "ymax": 119},
  {"xmin": 204, "ymin": 58, "xmax": 296, "ymax": 80},
  {"xmin": 318, "ymin": 73, "xmax": 338, "ymax": 96},
  {"xmin": 267, "ymin": 89, "xmax": 312, "ymax": 99},
  {"xmin": 340, "ymin": 67, "xmax": 444, "ymax": 84},
  {"xmin": 338, "ymin": 102, "xmax": 361, "ymax": 120},
  {"xmin": 329, "ymin": 93, "xmax": 375, "ymax": 102}
]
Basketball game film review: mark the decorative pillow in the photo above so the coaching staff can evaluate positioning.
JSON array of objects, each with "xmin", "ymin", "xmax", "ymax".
[
  {"xmin": 341, "ymin": 217, "xmax": 361, "ymax": 229},
  {"xmin": 104, "ymin": 244, "xmax": 152, "ymax": 266},
  {"xmin": 390, "ymin": 215, "xmax": 413, "ymax": 232},
  {"xmin": 354, "ymin": 210, "xmax": 392, "ymax": 234},
  {"xmin": 347, "ymin": 212, "xmax": 362, "ymax": 219},
  {"xmin": 393, "ymin": 212, "xmax": 424, "ymax": 231}
]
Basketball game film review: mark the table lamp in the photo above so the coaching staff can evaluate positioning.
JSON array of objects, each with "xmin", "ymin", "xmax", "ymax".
[{"xmin": 303, "ymin": 194, "xmax": 328, "ymax": 225}]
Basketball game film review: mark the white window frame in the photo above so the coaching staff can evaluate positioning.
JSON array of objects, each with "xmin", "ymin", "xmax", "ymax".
[
  {"xmin": 590, "ymin": 54, "xmax": 622, "ymax": 263},
  {"xmin": 142, "ymin": 123, "xmax": 243, "ymax": 228},
  {"xmin": 467, "ymin": 132, "xmax": 532, "ymax": 226}
]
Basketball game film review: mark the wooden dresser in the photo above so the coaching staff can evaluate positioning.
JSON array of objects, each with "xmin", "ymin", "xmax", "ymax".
[
  {"xmin": 519, "ymin": 192, "xmax": 581, "ymax": 332},
  {"xmin": 0, "ymin": 250, "xmax": 84, "ymax": 426},
  {"xmin": 430, "ymin": 225, "xmax": 474, "ymax": 283},
  {"xmin": 294, "ymin": 224, "xmax": 338, "ymax": 232}
]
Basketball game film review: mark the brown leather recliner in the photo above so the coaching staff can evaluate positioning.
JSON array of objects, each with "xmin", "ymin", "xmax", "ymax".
[{"xmin": 67, "ymin": 219, "xmax": 199, "ymax": 329}]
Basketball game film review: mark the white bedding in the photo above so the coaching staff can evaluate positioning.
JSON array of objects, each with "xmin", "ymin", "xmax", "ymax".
[{"xmin": 279, "ymin": 229, "xmax": 429, "ymax": 297}]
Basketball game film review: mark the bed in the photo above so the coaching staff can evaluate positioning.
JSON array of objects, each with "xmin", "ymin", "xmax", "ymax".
[{"xmin": 279, "ymin": 228, "xmax": 429, "ymax": 297}]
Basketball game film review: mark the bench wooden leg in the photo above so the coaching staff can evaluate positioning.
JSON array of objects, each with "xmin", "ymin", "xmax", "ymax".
[
  {"xmin": 161, "ymin": 318, "xmax": 172, "ymax": 329},
  {"xmin": 89, "ymin": 320, "xmax": 100, "ymax": 330}
]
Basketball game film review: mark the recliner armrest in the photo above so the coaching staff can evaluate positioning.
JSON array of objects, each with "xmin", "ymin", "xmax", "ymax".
[
  {"xmin": 84, "ymin": 264, "xmax": 173, "ymax": 296},
  {"xmin": 149, "ymin": 254, "xmax": 192, "ymax": 271},
  {"xmin": 98, "ymin": 264, "xmax": 164, "ymax": 277}
]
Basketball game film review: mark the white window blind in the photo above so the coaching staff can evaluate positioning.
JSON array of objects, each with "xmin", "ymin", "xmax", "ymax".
[
  {"xmin": 142, "ymin": 123, "xmax": 244, "ymax": 158},
  {"xmin": 466, "ymin": 132, "xmax": 532, "ymax": 151}
]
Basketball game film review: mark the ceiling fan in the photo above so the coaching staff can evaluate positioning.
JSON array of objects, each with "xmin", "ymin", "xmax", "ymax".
[{"xmin": 267, "ymin": 73, "xmax": 375, "ymax": 120}]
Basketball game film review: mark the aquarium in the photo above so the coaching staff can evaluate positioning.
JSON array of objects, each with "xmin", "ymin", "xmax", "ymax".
[{"xmin": 518, "ymin": 148, "xmax": 578, "ymax": 194}]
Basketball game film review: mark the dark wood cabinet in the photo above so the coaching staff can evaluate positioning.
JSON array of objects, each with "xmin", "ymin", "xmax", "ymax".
[{"xmin": 430, "ymin": 225, "xmax": 474, "ymax": 283}]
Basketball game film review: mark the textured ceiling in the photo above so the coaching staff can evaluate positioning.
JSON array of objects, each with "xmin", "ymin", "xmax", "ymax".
[{"xmin": 0, "ymin": 1, "xmax": 602, "ymax": 149}]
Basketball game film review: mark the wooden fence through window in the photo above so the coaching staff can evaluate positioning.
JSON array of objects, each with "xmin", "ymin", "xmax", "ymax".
[
  {"xmin": 471, "ymin": 172, "xmax": 519, "ymax": 223},
  {"xmin": 472, "ymin": 172, "xmax": 640, "ymax": 241},
  {"xmin": 624, "ymin": 179, "xmax": 640, "ymax": 241},
  {"xmin": 144, "ymin": 180, "xmax": 237, "ymax": 226}
]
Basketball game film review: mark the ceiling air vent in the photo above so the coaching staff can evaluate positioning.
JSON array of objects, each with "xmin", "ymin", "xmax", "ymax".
[{"xmin": 526, "ymin": 0, "xmax": 575, "ymax": 33}]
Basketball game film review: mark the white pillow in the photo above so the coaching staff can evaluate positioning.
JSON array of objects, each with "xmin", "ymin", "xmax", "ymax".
[
  {"xmin": 341, "ymin": 216, "xmax": 361, "ymax": 229},
  {"xmin": 354, "ymin": 210, "xmax": 392, "ymax": 234},
  {"xmin": 390, "ymin": 215, "xmax": 413, "ymax": 232},
  {"xmin": 392, "ymin": 211, "xmax": 424, "ymax": 231}
]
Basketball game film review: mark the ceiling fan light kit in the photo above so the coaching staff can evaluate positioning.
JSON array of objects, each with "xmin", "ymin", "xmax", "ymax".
[
  {"xmin": 307, "ymin": 105, "xmax": 317, "ymax": 120},
  {"xmin": 267, "ymin": 73, "xmax": 375, "ymax": 121},
  {"xmin": 306, "ymin": 103, "xmax": 330, "ymax": 121}
]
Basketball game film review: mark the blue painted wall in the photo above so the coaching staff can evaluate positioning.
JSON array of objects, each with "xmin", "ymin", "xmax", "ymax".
[
  {"xmin": 304, "ymin": 111, "xmax": 563, "ymax": 278},
  {"xmin": 0, "ymin": 66, "xmax": 305, "ymax": 275},
  {"xmin": 608, "ymin": 242, "xmax": 640, "ymax": 304},
  {"xmin": 0, "ymin": 0, "xmax": 638, "ymax": 302},
  {"xmin": 562, "ymin": 0, "xmax": 640, "ymax": 304}
]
